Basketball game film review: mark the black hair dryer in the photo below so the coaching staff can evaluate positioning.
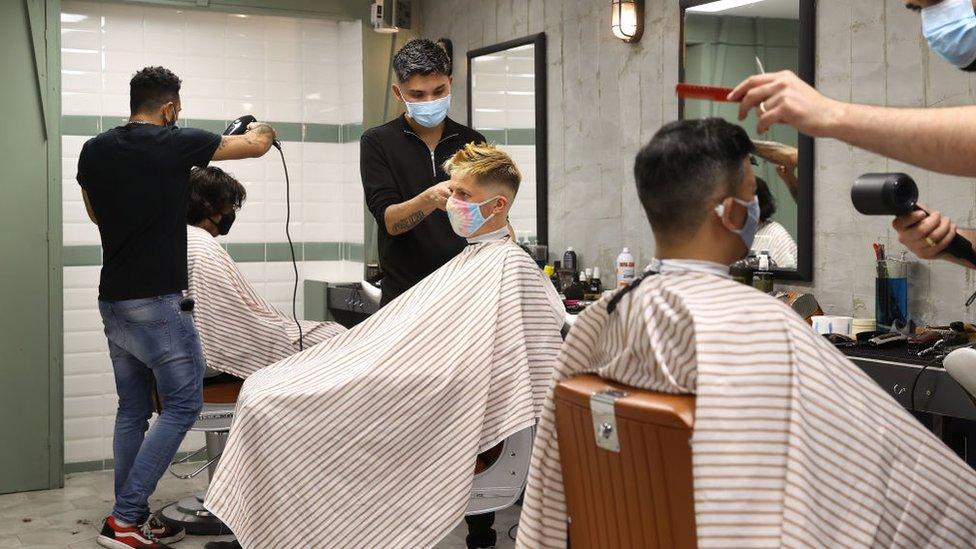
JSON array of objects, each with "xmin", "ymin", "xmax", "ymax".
[
  {"xmin": 851, "ymin": 172, "xmax": 976, "ymax": 266},
  {"xmin": 223, "ymin": 114, "xmax": 280, "ymax": 150}
]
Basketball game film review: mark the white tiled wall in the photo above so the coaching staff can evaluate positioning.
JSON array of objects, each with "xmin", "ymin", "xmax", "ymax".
[
  {"xmin": 470, "ymin": 44, "xmax": 536, "ymax": 130},
  {"xmin": 470, "ymin": 43, "xmax": 538, "ymax": 242},
  {"xmin": 61, "ymin": 1, "xmax": 364, "ymax": 465},
  {"xmin": 502, "ymin": 145, "xmax": 537, "ymax": 243}
]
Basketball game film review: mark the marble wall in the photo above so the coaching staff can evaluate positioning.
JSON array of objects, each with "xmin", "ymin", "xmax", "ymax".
[{"xmin": 421, "ymin": 0, "xmax": 976, "ymax": 324}]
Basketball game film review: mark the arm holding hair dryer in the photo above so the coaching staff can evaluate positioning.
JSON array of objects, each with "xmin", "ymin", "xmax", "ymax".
[
  {"xmin": 213, "ymin": 115, "xmax": 278, "ymax": 161},
  {"xmin": 852, "ymin": 173, "xmax": 976, "ymax": 270}
]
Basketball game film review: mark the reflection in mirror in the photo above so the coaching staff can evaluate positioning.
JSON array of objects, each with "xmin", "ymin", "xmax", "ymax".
[
  {"xmin": 468, "ymin": 34, "xmax": 548, "ymax": 246},
  {"xmin": 681, "ymin": 0, "xmax": 813, "ymax": 276}
]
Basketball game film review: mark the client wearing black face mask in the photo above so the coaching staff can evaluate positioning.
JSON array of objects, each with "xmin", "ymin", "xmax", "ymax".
[
  {"xmin": 186, "ymin": 166, "xmax": 345, "ymax": 381},
  {"xmin": 188, "ymin": 166, "xmax": 242, "ymax": 237}
]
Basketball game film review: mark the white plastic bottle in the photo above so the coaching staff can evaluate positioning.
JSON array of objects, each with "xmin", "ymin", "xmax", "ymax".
[{"xmin": 616, "ymin": 247, "xmax": 636, "ymax": 288}]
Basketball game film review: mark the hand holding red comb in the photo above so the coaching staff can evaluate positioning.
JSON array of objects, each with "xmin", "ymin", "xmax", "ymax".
[{"xmin": 676, "ymin": 83, "xmax": 736, "ymax": 102}]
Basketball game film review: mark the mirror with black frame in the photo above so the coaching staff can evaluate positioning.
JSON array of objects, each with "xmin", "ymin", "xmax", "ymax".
[
  {"xmin": 467, "ymin": 33, "xmax": 548, "ymax": 247},
  {"xmin": 680, "ymin": 0, "xmax": 814, "ymax": 280}
]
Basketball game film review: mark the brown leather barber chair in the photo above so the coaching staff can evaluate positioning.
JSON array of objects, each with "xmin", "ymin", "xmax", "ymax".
[{"xmin": 553, "ymin": 375, "xmax": 696, "ymax": 549}]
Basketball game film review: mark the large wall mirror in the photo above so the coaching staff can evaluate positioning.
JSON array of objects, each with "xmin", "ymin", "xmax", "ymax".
[
  {"xmin": 468, "ymin": 33, "xmax": 548, "ymax": 246},
  {"xmin": 680, "ymin": 0, "xmax": 815, "ymax": 281}
]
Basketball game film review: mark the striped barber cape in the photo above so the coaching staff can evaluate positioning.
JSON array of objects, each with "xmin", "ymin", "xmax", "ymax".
[
  {"xmin": 518, "ymin": 269, "xmax": 976, "ymax": 548},
  {"xmin": 187, "ymin": 225, "xmax": 345, "ymax": 378},
  {"xmin": 205, "ymin": 237, "xmax": 564, "ymax": 548}
]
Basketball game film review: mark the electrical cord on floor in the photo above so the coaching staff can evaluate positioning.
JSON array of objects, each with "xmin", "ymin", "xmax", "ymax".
[{"xmin": 276, "ymin": 143, "xmax": 304, "ymax": 351}]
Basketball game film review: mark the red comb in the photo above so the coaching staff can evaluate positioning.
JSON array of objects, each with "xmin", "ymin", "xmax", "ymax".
[{"xmin": 676, "ymin": 83, "xmax": 735, "ymax": 102}]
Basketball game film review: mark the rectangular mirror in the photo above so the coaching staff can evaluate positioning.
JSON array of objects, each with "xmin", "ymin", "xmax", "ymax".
[
  {"xmin": 680, "ymin": 0, "xmax": 814, "ymax": 280},
  {"xmin": 467, "ymin": 33, "xmax": 548, "ymax": 246}
]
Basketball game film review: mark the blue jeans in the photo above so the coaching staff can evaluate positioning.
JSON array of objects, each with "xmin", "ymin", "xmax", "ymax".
[{"xmin": 98, "ymin": 293, "xmax": 205, "ymax": 524}]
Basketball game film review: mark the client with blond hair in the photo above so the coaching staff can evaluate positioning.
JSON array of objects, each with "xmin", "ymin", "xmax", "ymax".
[{"xmin": 204, "ymin": 143, "xmax": 565, "ymax": 548}]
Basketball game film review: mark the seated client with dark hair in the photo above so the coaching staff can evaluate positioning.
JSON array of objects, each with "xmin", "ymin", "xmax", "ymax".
[
  {"xmin": 186, "ymin": 166, "xmax": 344, "ymax": 380},
  {"xmin": 517, "ymin": 118, "xmax": 976, "ymax": 548}
]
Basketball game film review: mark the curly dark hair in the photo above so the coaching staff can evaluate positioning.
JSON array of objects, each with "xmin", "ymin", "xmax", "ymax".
[
  {"xmin": 187, "ymin": 167, "xmax": 247, "ymax": 225},
  {"xmin": 755, "ymin": 176, "xmax": 777, "ymax": 223},
  {"xmin": 393, "ymin": 38, "xmax": 452, "ymax": 82},
  {"xmin": 129, "ymin": 66, "xmax": 181, "ymax": 114}
]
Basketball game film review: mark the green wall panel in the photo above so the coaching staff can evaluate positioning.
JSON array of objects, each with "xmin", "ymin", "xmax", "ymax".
[{"xmin": 0, "ymin": 0, "xmax": 61, "ymax": 494}]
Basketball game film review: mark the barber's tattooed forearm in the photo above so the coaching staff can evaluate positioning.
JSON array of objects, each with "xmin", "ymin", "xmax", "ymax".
[
  {"xmin": 392, "ymin": 210, "xmax": 425, "ymax": 233},
  {"xmin": 250, "ymin": 123, "xmax": 274, "ymax": 136}
]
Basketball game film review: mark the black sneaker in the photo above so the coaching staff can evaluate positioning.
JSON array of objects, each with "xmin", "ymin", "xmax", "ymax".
[
  {"xmin": 142, "ymin": 514, "xmax": 185, "ymax": 545},
  {"xmin": 97, "ymin": 515, "xmax": 174, "ymax": 549}
]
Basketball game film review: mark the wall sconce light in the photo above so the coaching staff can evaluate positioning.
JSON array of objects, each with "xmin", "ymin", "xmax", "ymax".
[{"xmin": 611, "ymin": 0, "xmax": 644, "ymax": 43}]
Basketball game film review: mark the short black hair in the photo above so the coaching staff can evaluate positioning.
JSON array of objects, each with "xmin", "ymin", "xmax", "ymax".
[
  {"xmin": 187, "ymin": 167, "xmax": 247, "ymax": 225},
  {"xmin": 755, "ymin": 176, "xmax": 777, "ymax": 223},
  {"xmin": 130, "ymin": 66, "xmax": 181, "ymax": 114},
  {"xmin": 393, "ymin": 38, "xmax": 452, "ymax": 83},
  {"xmin": 634, "ymin": 118, "xmax": 755, "ymax": 237}
]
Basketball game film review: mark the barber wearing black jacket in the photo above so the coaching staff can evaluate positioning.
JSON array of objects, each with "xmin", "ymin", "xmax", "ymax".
[
  {"xmin": 360, "ymin": 39, "xmax": 496, "ymax": 548},
  {"xmin": 361, "ymin": 38, "xmax": 486, "ymax": 306}
]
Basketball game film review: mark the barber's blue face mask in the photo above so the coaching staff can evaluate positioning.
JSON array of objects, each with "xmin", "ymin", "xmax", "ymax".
[
  {"xmin": 715, "ymin": 195, "xmax": 761, "ymax": 252},
  {"xmin": 922, "ymin": 0, "xmax": 976, "ymax": 71},
  {"xmin": 404, "ymin": 94, "xmax": 451, "ymax": 128}
]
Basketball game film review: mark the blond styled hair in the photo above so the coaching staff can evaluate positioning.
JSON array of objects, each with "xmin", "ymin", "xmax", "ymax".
[{"xmin": 442, "ymin": 142, "xmax": 521, "ymax": 197}]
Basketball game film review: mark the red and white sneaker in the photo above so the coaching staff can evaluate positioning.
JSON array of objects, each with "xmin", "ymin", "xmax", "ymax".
[
  {"xmin": 143, "ymin": 514, "xmax": 185, "ymax": 544},
  {"xmin": 96, "ymin": 516, "xmax": 173, "ymax": 549}
]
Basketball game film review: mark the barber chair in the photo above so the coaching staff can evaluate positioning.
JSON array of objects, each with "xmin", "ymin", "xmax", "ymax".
[
  {"xmin": 553, "ymin": 374, "xmax": 696, "ymax": 549},
  {"xmin": 466, "ymin": 426, "xmax": 535, "ymax": 515},
  {"xmin": 157, "ymin": 372, "xmax": 242, "ymax": 535}
]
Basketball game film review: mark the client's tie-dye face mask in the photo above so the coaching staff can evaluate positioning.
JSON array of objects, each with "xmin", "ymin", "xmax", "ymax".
[{"xmin": 446, "ymin": 195, "xmax": 501, "ymax": 237}]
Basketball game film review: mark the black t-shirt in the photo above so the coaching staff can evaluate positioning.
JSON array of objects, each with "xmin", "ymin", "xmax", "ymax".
[
  {"xmin": 77, "ymin": 123, "xmax": 221, "ymax": 301},
  {"xmin": 361, "ymin": 115, "xmax": 486, "ymax": 303}
]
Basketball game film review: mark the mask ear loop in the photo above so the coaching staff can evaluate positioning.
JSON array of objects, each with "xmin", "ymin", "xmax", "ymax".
[{"xmin": 714, "ymin": 198, "xmax": 747, "ymax": 234}]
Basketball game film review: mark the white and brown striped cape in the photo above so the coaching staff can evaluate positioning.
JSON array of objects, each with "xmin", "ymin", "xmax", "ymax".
[
  {"xmin": 518, "ymin": 270, "xmax": 976, "ymax": 548},
  {"xmin": 753, "ymin": 220, "xmax": 797, "ymax": 269},
  {"xmin": 186, "ymin": 225, "xmax": 345, "ymax": 378},
  {"xmin": 205, "ymin": 238, "xmax": 564, "ymax": 548}
]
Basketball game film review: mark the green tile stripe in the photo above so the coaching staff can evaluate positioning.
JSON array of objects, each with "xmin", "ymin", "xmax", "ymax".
[
  {"xmin": 61, "ymin": 115, "xmax": 363, "ymax": 144},
  {"xmin": 65, "ymin": 450, "xmax": 204, "ymax": 475},
  {"xmin": 343, "ymin": 242, "xmax": 364, "ymax": 262},
  {"xmin": 475, "ymin": 127, "xmax": 536, "ymax": 146},
  {"xmin": 304, "ymin": 242, "xmax": 341, "ymax": 261},
  {"xmin": 63, "ymin": 241, "xmax": 354, "ymax": 266},
  {"xmin": 225, "ymin": 242, "xmax": 265, "ymax": 263},
  {"xmin": 63, "ymin": 245, "xmax": 101, "ymax": 267},
  {"xmin": 266, "ymin": 242, "xmax": 304, "ymax": 262}
]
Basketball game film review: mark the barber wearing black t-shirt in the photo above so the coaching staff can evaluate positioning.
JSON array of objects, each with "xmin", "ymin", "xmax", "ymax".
[
  {"xmin": 362, "ymin": 38, "xmax": 486, "ymax": 306},
  {"xmin": 77, "ymin": 66, "xmax": 276, "ymax": 549},
  {"xmin": 361, "ymin": 39, "xmax": 496, "ymax": 549}
]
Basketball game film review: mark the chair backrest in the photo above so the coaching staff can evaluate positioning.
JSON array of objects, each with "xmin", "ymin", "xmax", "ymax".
[{"xmin": 553, "ymin": 374, "xmax": 696, "ymax": 549}]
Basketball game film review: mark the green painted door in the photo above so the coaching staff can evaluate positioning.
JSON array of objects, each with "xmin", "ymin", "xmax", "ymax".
[{"xmin": 0, "ymin": 0, "xmax": 62, "ymax": 493}]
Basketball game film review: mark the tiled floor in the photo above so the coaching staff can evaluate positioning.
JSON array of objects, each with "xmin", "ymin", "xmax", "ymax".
[{"xmin": 0, "ymin": 470, "xmax": 519, "ymax": 548}]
